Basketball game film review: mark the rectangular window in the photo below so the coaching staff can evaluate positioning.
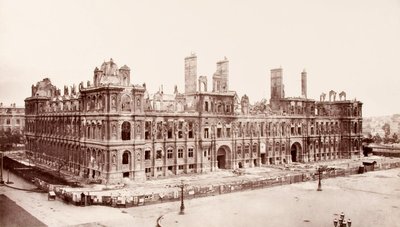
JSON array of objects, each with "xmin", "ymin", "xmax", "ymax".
[
  {"xmin": 261, "ymin": 122, "xmax": 264, "ymax": 136},
  {"xmin": 167, "ymin": 149, "xmax": 173, "ymax": 159},
  {"xmin": 226, "ymin": 128, "xmax": 231, "ymax": 138},
  {"xmin": 217, "ymin": 128, "xmax": 222, "ymax": 138},
  {"xmin": 189, "ymin": 164, "xmax": 195, "ymax": 169},
  {"xmin": 168, "ymin": 127, "xmax": 173, "ymax": 139},
  {"xmin": 6, "ymin": 119, "xmax": 10, "ymax": 124},
  {"xmin": 145, "ymin": 150, "xmax": 151, "ymax": 160},
  {"xmin": 156, "ymin": 122, "xmax": 163, "ymax": 139},
  {"xmin": 252, "ymin": 144, "xmax": 257, "ymax": 153},
  {"xmin": 188, "ymin": 148, "xmax": 194, "ymax": 158},
  {"xmin": 156, "ymin": 150, "xmax": 162, "ymax": 159},
  {"xmin": 188, "ymin": 122, "xmax": 193, "ymax": 139},
  {"xmin": 204, "ymin": 150, "xmax": 207, "ymax": 157},
  {"xmin": 156, "ymin": 167, "xmax": 162, "ymax": 172},
  {"xmin": 145, "ymin": 121, "xmax": 151, "ymax": 140},
  {"xmin": 244, "ymin": 145, "xmax": 250, "ymax": 154},
  {"xmin": 16, "ymin": 119, "xmax": 20, "ymax": 125},
  {"xmin": 237, "ymin": 146, "xmax": 242, "ymax": 155},
  {"xmin": 204, "ymin": 128, "xmax": 209, "ymax": 138},
  {"xmin": 178, "ymin": 122, "xmax": 183, "ymax": 139},
  {"xmin": 145, "ymin": 168, "xmax": 151, "ymax": 173},
  {"xmin": 178, "ymin": 148, "xmax": 183, "ymax": 158},
  {"xmin": 178, "ymin": 165, "xmax": 184, "ymax": 170}
]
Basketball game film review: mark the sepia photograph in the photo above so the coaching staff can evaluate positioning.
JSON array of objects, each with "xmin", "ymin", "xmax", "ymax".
[{"xmin": 1, "ymin": 0, "xmax": 400, "ymax": 226}]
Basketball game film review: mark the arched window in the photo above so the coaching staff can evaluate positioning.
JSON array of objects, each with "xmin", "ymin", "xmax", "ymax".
[
  {"xmin": 252, "ymin": 144, "xmax": 257, "ymax": 153},
  {"xmin": 176, "ymin": 102, "xmax": 184, "ymax": 112},
  {"xmin": 87, "ymin": 126, "xmax": 91, "ymax": 138},
  {"xmin": 122, "ymin": 121, "xmax": 131, "ymax": 140},
  {"xmin": 275, "ymin": 142, "xmax": 280, "ymax": 152},
  {"xmin": 237, "ymin": 145, "xmax": 242, "ymax": 155},
  {"xmin": 121, "ymin": 95, "xmax": 131, "ymax": 111},
  {"xmin": 244, "ymin": 144, "xmax": 250, "ymax": 154},
  {"xmin": 122, "ymin": 151, "xmax": 130, "ymax": 164}
]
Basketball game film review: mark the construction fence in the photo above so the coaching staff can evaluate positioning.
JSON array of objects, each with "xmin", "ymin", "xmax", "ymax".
[{"xmin": 34, "ymin": 160, "xmax": 400, "ymax": 208}]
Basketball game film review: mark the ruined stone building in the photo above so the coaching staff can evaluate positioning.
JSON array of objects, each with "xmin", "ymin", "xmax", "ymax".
[
  {"xmin": 0, "ymin": 103, "xmax": 25, "ymax": 133},
  {"xmin": 25, "ymin": 55, "xmax": 363, "ymax": 183}
]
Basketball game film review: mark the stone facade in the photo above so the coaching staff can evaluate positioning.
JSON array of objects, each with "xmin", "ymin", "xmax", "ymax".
[
  {"xmin": 0, "ymin": 103, "xmax": 25, "ymax": 133},
  {"xmin": 25, "ymin": 55, "xmax": 363, "ymax": 184}
]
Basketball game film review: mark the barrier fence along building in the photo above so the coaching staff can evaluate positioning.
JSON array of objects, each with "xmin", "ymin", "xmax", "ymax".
[{"xmin": 34, "ymin": 159, "xmax": 400, "ymax": 208}]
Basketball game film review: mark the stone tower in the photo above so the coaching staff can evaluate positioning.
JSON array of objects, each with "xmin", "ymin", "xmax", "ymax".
[
  {"xmin": 212, "ymin": 57, "xmax": 229, "ymax": 92},
  {"xmin": 270, "ymin": 68, "xmax": 284, "ymax": 100},
  {"xmin": 184, "ymin": 53, "xmax": 197, "ymax": 94},
  {"xmin": 301, "ymin": 69, "xmax": 307, "ymax": 98}
]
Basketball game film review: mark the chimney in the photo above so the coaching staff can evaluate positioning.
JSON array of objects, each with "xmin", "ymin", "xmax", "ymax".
[{"xmin": 301, "ymin": 69, "xmax": 307, "ymax": 99}]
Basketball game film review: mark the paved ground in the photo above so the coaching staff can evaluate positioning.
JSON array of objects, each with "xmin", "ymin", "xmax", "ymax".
[
  {"xmin": 0, "ymin": 194, "xmax": 46, "ymax": 227},
  {"xmin": 0, "ymin": 172, "xmax": 136, "ymax": 226},
  {"xmin": 159, "ymin": 168, "xmax": 400, "ymax": 227},
  {"xmin": 1, "ymin": 167, "xmax": 400, "ymax": 226}
]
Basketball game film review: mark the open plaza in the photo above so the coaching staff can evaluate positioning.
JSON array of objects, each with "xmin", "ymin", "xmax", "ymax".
[{"xmin": 1, "ymin": 155, "xmax": 400, "ymax": 226}]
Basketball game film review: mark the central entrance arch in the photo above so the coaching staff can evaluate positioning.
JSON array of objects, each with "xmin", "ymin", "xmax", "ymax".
[
  {"xmin": 217, "ymin": 146, "xmax": 230, "ymax": 169},
  {"xmin": 291, "ymin": 142, "xmax": 302, "ymax": 162}
]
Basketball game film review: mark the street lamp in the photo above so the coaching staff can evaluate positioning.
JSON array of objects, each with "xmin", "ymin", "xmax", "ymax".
[
  {"xmin": 175, "ymin": 180, "xmax": 188, "ymax": 215},
  {"xmin": 6, "ymin": 169, "xmax": 13, "ymax": 184},
  {"xmin": 316, "ymin": 165, "xmax": 327, "ymax": 191},
  {"xmin": 0, "ymin": 151, "xmax": 4, "ymax": 184},
  {"xmin": 316, "ymin": 165, "xmax": 334, "ymax": 191},
  {"xmin": 333, "ymin": 212, "xmax": 352, "ymax": 227},
  {"xmin": 317, "ymin": 166, "xmax": 322, "ymax": 191}
]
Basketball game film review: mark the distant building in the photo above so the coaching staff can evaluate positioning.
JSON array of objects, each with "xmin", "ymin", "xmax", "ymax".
[
  {"xmin": 0, "ymin": 103, "xmax": 25, "ymax": 133},
  {"xmin": 25, "ymin": 56, "xmax": 363, "ymax": 183}
]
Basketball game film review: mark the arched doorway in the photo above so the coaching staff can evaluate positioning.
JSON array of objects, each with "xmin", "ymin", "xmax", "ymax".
[
  {"xmin": 291, "ymin": 142, "xmax": 302, "ymax": 162},
  {"xmin": 217, "ymin": 146, "xmax": 230, "ymax": 169}
]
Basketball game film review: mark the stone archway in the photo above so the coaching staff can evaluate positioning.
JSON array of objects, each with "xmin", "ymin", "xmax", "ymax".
[
  {"xmin": 217, "ymin": 145, "xmax": 231, "ymax": 169},
  {"xmin": 291, "ymin": 142, "xmax": 302, "ymax": 162}
]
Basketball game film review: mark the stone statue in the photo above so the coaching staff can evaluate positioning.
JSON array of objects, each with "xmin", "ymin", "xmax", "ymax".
[{"xmin": 136, "ymin": 122, "xmax": 141, "ymax": 134}]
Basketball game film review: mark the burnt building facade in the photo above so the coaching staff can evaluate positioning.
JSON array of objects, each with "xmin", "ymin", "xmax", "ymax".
[{"xmin": 25, "ymin": 55, "xmax": 363, "ymax": 183}]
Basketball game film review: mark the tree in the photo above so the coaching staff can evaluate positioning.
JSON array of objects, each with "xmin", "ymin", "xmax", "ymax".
[
  {"xmin": 56, "ymin": 159, "xmax": 68, "ymax": 176},
  {"xmin": 382, "ymin": 123, "xmax": 391, "ymax": 137},
  {"xmin": 382, "ymin": 123, "xmax": 391, "ymax": 144},
  {"xmin": 373, "ymin": 133, "xmax": 382, "ymax": 144},
  {"xmin": 393, "ymin": 133, "xmax": 399, "ymax": 143},
  {"xmin": 362, "ymin": 133, "xmax": 374, "ymax": 144}
]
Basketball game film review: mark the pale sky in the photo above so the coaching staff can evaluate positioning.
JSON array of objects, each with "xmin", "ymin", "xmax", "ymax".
[{"xmin": 0, "ymin": 0, "xmax": 399, "ymax": 117}]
